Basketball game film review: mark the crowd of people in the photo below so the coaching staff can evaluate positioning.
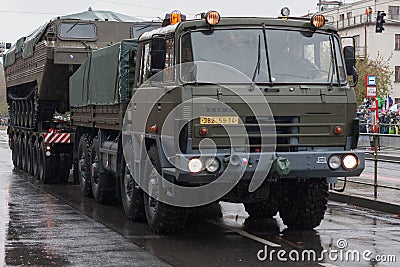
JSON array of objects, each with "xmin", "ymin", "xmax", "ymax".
[
  {"xmin": 0, "ymin": 116, "xmax": 9, "ymax": 126},
  {"xmin": 358, "ymin": 110, "xmax": 400, "ymax": 134}
]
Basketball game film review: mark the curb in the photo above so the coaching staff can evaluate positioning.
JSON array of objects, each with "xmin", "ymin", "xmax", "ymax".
[{"xmin": 329, "ymin": 192, "xmax": 400, "ymax": 215}]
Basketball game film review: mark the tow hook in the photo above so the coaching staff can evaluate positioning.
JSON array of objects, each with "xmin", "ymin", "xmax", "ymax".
[{"xmin": 271, "ymin": 157, "xmax": 291, "ymax": 176}]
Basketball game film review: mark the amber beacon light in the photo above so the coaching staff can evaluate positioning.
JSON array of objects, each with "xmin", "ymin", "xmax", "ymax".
[
  {"xmin": 310, "ymin": 14, "xmax": 326, "ymax": 29},
  {"xmin": 205, "ymin": 11, "xmax": 220, "ymax": 25},
  {"xmin": 170, "ymin": 10, "xmax": 182, "ymax": 25}
]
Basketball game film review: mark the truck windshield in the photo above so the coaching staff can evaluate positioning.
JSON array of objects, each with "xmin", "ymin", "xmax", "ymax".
[
  {"xmin": 180, "ymin": 28, "xmax": 346, "ymax": 84},
  {"xmin": 59, "ymin": 23, "xmax": 96, "ymax": 40}
]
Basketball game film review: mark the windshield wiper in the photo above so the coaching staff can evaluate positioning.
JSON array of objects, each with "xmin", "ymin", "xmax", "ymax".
[
  {"xmin": 66, "ymin": 21, "xmax": 80, "ymax": 34},
  {"xmin": 328, "ymin": 58, "xmax": 335, "ymax": 87},
  {"xmin": 262, "ymin": 23, "xmax": 273, "ymax": 87},
  {"xmin": 251, "ymin": 35, "xmax": 261, "ymax": 83}
]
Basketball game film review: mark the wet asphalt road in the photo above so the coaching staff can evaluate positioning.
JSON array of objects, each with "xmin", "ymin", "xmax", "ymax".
[
  {"xmin": 1, "ymin": 128, "xmax": 400, "ymax": 266},
  {"xmin": 0, "ymin": 131, "xmax": 168, "ymax": 266}
]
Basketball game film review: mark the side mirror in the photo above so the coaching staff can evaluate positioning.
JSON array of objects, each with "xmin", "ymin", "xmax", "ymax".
[
  {"xmin": 343, "ymin": 46, "xmax": 358, "ymax": 86},
  {"xmin": 150, "ymin": 36, "xmax": 166, "ymax": 71},
  {"xmin": 343, "ymin": 46, "xmax": 355, "ymax": 75},
  {"xmin": 5, "ymin": 43, "xmax": 11, "ymax": 49}
]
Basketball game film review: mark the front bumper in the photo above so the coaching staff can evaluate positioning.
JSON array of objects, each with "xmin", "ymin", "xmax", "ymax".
[{"xmin": 163, "ymin": 150, "xmax": 365, "ymax": 185}]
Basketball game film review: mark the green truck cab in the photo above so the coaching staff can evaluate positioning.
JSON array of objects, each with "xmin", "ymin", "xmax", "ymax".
[{"xmin": 70, "ymin": 10, "xmax": 365, "ymax": 234}]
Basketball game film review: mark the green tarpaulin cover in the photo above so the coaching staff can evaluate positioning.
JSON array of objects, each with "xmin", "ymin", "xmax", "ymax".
[{"xmin": 69, "ymin": 40, "xmax": 136, "ymax": 107}]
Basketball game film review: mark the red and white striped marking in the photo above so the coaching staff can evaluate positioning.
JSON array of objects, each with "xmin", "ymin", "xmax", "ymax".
[{"xmin": 44, "ymin": 133, "xmax": 71, "ymax": 143}]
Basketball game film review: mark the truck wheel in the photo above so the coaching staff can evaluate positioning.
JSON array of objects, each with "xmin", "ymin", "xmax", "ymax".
[
  {"xmin": 121, "ymin": 165, "xmax": 145, "ymax": 222},
  {"xmin": 21, "ymin": 138, "xmax": 27, "ymax": 171},
  {"xmin": 244, "ymin": 185, "xmax": 279, "ymax": 219},
  {"xmin": 73, "ymin": 159, "xmax": 79, "ymax": 185},
  {"xmin": 16, "ymin": 137, "xmax": 23, "ymax": 169},
  {"xmin": 12, "ymin": 138, "xmax": 18, "ymax": 168},
  {"xmin": 58, "ymin": 153, "xmax": 72, "ymax": 183},
  {"xmin": 78, "ymin": 134, "xmax": 93, "ymax": 197},
  {"xmin": 38, "ymin": 142, "xmax": 56, "ymax": 184},
  {"xmin": 278, "ymin": 179, "xmax": 329, "ymax": 230},
  {"xmin": 32, "ymin": 140, "xmax": 39, "ymax": 178},
  {"xmin": 244, "ymin": 201, "xmax": 278, "ymax": 219},
  {"xmin": 90, "ymin": 136, "xmax": 114, "ymax": 204},
  {"xmin": 26, "ymin": 139, "xmax": 33, "ymax": 174},
  {"xmin": 144, "ymin": 145, "xmax": 188, "ymax": 234}
]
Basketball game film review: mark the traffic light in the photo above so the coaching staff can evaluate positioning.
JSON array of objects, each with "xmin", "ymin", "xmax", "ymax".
[{"xmin": 376, "ymin": 11, "xmax": 386, "ymax": 33}]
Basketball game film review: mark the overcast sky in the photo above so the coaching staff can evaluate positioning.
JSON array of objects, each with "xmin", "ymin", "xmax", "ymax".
[{"xmin": 0, "ymin": 0, "xmax": 340, "ymax": 43}]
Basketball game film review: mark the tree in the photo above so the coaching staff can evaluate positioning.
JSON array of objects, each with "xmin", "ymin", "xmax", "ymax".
[
  {"xmin": 353, "ymin": 53, "xmax": 392, "ymax": 105},
  {"xmin": 0, "ymin": 103, "xmax": 8, "ymax": 116}
]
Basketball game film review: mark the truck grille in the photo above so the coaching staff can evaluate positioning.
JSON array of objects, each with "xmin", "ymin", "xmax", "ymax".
[{"xmin": 246, "ymin": 116, "xmax": 300, "ymax": 152}]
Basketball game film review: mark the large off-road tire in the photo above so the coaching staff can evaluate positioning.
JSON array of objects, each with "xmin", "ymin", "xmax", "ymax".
[
  {"xmin": 12, "ymin": 138, "xmax": 18, "ymax": 168},
  {"xmin": 244, "ymin": 200, "xmax": 278, "ymax": 219},
  {"xmin": 144, "ymin": 145, "xmax": 188, "ymax": 234},
  {"xmin": 32, "ymin": 140, "xmax": 39, "ymax": 178},
  {"xmin": 278, "ymin": 179, "xmax": 329, "ymax": 230},
  {"xmin": 21, "ymin": 138, "xmax": 27, "ymax": 172},
  {"xmin": 244, "ymin": 185, "xmax": 279, "ymax": 219},
  {"xmin": 121, "ymin": 164, "xmax": 145, "ymax": 222},
  {"xmin": 72, "ymin": 159, "xmax": 80, "ymax": 185},
  {"xmin": 16, "ymin": 137, "xmax": 23, "ymax": 169},
  {"xmin": 38, "ymin": 142, "xmax": 56, "ymax": 184},
  {"xmin": 90, "ymin": 136, "xmax": 115, "ymax": 204},
  {"xmin": 78, "ymin": 134, "xmax": 93, "ymax": 197},
  {"xmin": 26, "ymin": 139, "xmax": 33, "ymax": 175}
]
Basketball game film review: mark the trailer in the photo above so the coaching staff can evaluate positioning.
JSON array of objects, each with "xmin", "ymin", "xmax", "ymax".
[{"xmin": 5, "ymin": 9, "xmax": 160, "ymax": 183}]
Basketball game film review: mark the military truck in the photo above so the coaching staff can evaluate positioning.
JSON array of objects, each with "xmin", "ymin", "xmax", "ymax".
[
  {"xmin": 5, "ymin": 9, "xmax": 160, "ymax": 183},
  {"xmin": 70, "ymin": 10, "xmax": 365, "ymax": 234}
]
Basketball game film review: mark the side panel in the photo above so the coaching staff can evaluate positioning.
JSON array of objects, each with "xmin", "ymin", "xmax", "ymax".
[{"xmin": 70, "ymin": 104, "xmax": 125, "ymax": 131}]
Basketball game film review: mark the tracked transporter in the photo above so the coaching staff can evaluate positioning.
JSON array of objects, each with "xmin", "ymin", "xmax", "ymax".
[
  {"xmin": 5, "ymin": 9, "xmax": 160, "ymax": 183},
  {"xmin": 69, "ymin": 9, "xmax": 365, "ymax": 234}
]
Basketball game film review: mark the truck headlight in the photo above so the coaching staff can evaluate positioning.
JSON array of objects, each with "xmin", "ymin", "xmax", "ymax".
[
  {"xmin": 328, "ymin": 155, "xmax": 341, "ymax": 170},
  {"xmin": 342, "ymin": 154, "xmax": 359, "ymax": 170},
  {"xmin": 188, "ymin": 158, "xmax": 202, "ymax": 173},
  {"xmin": 205, "ymin": 158, "xmax": 220, "ymax": 173}
]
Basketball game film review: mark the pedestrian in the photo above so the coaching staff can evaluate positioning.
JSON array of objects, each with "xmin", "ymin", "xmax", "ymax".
[{"xmin": 365, "ymin": 6, "xmax": 373, "ymax": 22}]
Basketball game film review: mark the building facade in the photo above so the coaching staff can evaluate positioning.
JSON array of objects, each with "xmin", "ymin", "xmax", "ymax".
[{"xmin": 319, "ymin": 0, "xmax": 400, "ymax": 103}]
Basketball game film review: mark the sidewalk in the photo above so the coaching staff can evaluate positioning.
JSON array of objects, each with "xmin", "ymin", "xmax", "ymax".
[
  {"xmin": 359, "ymin": 134, "xmax": 400, "ymax": 162},
  {"xmin": 329, "ymin": 181, "xmax": 400, "ymax": 215}
]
